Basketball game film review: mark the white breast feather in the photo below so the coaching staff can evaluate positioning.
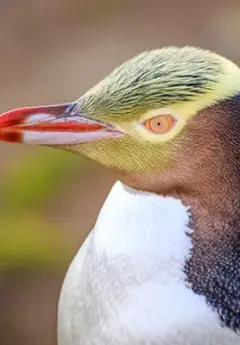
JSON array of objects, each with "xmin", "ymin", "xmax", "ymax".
[{"xmin": 58, "ymin": 181, "xmax": 239, "ymax": 345}]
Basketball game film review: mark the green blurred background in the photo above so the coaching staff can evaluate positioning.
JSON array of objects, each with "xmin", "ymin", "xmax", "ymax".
[{"xmin": 0, "ymin": 0, "xmax": 239, "ymax": 344}]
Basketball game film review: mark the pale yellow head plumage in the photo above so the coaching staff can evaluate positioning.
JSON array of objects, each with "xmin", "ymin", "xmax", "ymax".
[{"xmin": 68, "ymin": 46, "xmax": 240, "ymax": 171}]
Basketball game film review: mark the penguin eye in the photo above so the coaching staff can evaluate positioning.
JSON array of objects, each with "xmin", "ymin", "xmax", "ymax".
[{"xmin": 144, "ymin": 115, "xmax": 176, "ymax": 134}]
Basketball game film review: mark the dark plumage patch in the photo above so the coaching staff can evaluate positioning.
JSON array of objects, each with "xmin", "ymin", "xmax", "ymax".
[
  {"xmin": 185, "ymin": 217, "xmax": 240, "ymax": 332},
  {"xmin": 184, "ymin": 95, "xmax": 240, "ymax": 333}
]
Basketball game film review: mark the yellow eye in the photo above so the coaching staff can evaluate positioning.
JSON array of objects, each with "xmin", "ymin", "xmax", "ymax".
[{"xmin": 144, "ymin": 114, "xmax": 176, "ymax": 134}]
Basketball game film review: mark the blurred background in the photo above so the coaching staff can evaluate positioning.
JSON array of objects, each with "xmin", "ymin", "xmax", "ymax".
[{"xmin": 0, "ymin": 0, "xmax": 240, "ymax": 343}]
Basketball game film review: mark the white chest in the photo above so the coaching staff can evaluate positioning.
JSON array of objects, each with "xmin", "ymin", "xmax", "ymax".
[{"xmin": 58, "ymin": 182, "xmax": 239, "ymax": 345}]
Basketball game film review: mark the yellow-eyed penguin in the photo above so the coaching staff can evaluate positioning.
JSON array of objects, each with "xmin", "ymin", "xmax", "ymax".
[{"xmin": 0, "ymin": 46, "xmax": 239, "ymax": 345}]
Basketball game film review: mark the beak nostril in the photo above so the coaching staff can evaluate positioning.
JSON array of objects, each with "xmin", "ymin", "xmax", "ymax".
[{"xmin": 65, "ymin": 101, "xmax": 79, "ymax": 115}]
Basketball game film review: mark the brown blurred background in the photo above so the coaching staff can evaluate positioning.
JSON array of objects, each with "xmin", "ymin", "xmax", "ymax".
[{"xmin": 0, "ymin": 0, "xmax": 239, "ymax": 344}]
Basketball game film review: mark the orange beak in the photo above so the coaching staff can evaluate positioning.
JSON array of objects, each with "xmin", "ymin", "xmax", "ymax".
[{"xmin": 0, "ymin": 102, "xmax": 122, "ymax": 145}]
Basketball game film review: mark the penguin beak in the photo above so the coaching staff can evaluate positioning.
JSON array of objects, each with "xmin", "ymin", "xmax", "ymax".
[{"xmin": 0, "ymin": 102, "xmax": 122, "ymax": 145}]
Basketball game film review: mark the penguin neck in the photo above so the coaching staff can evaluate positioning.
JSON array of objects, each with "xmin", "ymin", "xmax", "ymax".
[{"xmin": 171, "ymin": 170, "xmax": 240, "ymax": 245}]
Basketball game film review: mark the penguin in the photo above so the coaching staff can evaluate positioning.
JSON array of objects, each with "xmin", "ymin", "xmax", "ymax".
[{"xmin": 0, "ymin": 46, "xmax": 239, "ymax": 345}]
